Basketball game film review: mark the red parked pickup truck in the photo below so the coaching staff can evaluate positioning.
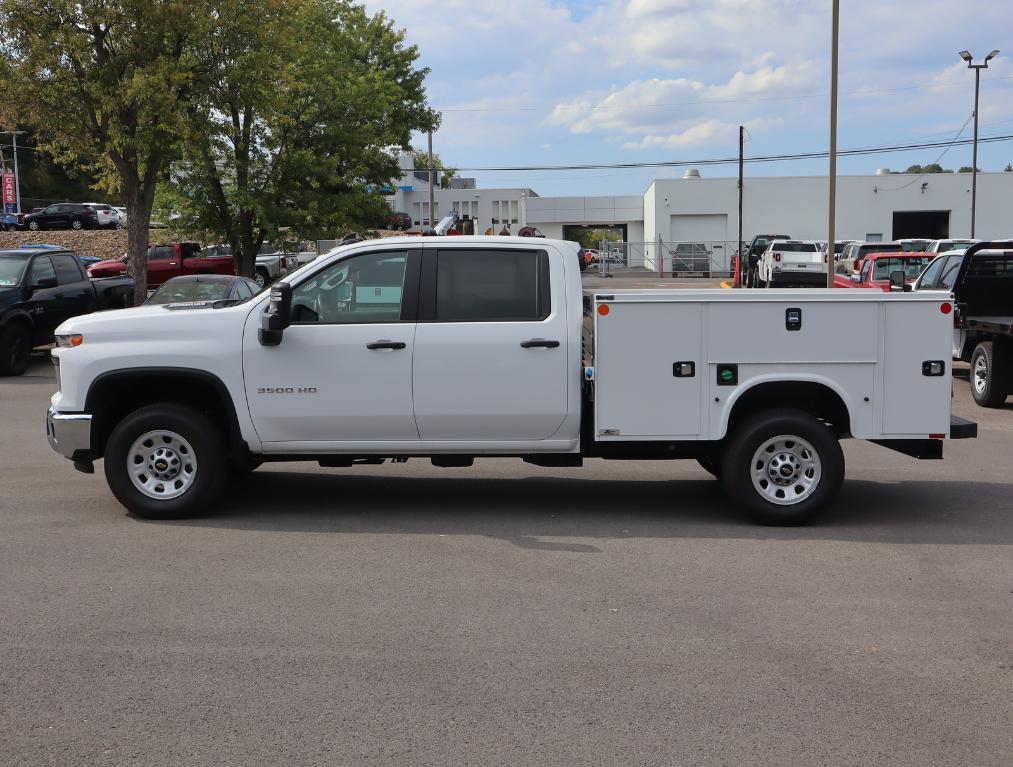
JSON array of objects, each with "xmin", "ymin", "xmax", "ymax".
[
  {"xmin": 834, "ymin": 252, "xmax": 934, "ymax": 291},
  {"xmin": 87, "ymin": 241, "xmax": 235, "ymax": 288}
]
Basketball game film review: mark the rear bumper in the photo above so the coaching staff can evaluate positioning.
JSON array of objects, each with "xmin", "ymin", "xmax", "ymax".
[
  {"xmin": 46, "ymin": 407, "xmax": 92, "ymax": 461},
  {"xmin": 769, "ymin": 269, "xmax": 828, "ymax": 286}
]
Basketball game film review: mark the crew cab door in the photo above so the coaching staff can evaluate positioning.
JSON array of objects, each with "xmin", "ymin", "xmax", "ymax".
[
  {"xmin": 25, "ymin": 256, "xmax": 61, "ymax": 344},
  {"xmin": 51, "ymin": 253, "xmax": 96, "ymax": 324},
  {"xmin": 411, "ymin": 245, "xmax": 569, "ymax": 441},
  {"xmin": 145, "ymin": 245, "xmax": 179, "ymax": 287},
  {"xmin": 243, "ymin": 247, "xmax": 420, "ymax": 446},
  {"xmin": 183, "ymin": 242, "xmax": 233, "ymax": 276}
]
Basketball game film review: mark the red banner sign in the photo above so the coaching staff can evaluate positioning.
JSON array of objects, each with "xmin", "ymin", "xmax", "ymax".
[{"xmin": 1, "ymin": 173, "xmax": 15, "ymax": 205}]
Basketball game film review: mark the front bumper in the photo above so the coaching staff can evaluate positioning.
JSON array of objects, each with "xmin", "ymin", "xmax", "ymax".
[{"xmin": 46, "ymin": 407, "xmax": 92, "ymax": 461}]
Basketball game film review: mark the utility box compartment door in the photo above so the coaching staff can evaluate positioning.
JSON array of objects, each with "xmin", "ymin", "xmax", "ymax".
[
  {"xmin": 881, "ymin": 302, "xmax": 953, "ymax": 436},
  {"xmin": 595, "ymin": 301, "xmax": 703, "ymax": 438}
]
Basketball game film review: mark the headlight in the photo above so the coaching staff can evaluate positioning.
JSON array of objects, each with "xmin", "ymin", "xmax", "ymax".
[{"xmin": 55, "ymin": 334, "xmax": 84, "ymax": 348}]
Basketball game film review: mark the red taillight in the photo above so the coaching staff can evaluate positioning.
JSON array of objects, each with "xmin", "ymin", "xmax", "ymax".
[
  {"xmin": 940, "ymin": 302, "xmax": 952, "ymax": 315},
  {"xmin": 774, "ymin": 252, "xmax": 781, "ymax": 262}
]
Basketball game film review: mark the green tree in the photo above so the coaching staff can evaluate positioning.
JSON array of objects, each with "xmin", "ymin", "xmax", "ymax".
[
  {"xmin": 957, "ymin": 166, "xmax": 981, "ymax": 173},
  {"xmin": 166, "ymin": 0, "xmax": 439, "ymax": 278},
  {"xmin": 410, "ymin": 147, "xmax": 458, "ymax": 190},
  {"xmin": 0, "ymin": 0, "xmax": 220, "ymax": 302},
  {"xmin": 904, "ymin": 164, "xmax": 953, "ymax": 174},
  {"xmin": 1005, "ymin": 163, "xmax": 1012, "ymax": 172}
]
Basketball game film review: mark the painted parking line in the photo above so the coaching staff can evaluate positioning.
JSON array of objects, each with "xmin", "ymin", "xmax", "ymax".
[{"xmin": 720, "ymin": 281, "xmax": 732, "ymax": 289}]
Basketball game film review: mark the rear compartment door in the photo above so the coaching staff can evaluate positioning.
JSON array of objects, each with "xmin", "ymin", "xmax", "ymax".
[
  {"xmin": 594, "ymin": 300, "xmax": 703, "ymax": 437},
  {"xmin": 881, "ymin": 300, "xmax": 953, "ymax": 435}
]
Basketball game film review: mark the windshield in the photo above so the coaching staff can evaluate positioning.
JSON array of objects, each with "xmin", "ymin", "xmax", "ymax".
[
  {"xmin": 0, "ymin": 256, "xmax": 28, "ymax": 287},
  {"xmin": 872, "ymin": 257, "xmax": 933, "ymax": 281},
  {"xmin": 937, "ymin": 242, "xmax": 970, "ymax": 253},
  {"xmin": 147, "ymin": 281, "xmax": 236, "ymax": 305}
]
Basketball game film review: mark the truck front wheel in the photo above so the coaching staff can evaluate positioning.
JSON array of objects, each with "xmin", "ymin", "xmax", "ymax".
[
  {"xmin": 104, "ymin": 404, "xmax": 227, "ymax": 519},
  {"xmin": 0, "ymin": 323, "xmax": 31, "ymax": 376},
  {"xmin": 970, "ymin": 341, "xmax": 1011, "ymax": 407},
  {"xmin": 721, "ymin": 409, "xmax": 844, "ymax": 525}
]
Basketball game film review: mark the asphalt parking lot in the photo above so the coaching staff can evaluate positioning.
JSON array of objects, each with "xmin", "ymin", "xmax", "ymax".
[{"xmin": 2, "ymin": 354, "xmax": 1011, "ymax": 766}]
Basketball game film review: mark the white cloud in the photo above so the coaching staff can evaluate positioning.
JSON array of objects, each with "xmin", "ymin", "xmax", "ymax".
[{"xmin": 622, "ymin": 117, "xmax": 781, "ymax": 150}]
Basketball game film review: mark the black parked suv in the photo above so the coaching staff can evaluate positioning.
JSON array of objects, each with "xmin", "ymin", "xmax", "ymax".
[
  {"xmin": 0, "ymin": 246, "xmax": 134, "ymax": 375},
  {"xmin": 23, "ymin": 203, "xmax": 100, "ymax": 231}
]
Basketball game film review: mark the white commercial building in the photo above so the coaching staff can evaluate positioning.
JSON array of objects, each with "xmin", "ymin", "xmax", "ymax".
[{"xmin": 388, "ymin": 153, "xmax": 1013, "ymax": 271}]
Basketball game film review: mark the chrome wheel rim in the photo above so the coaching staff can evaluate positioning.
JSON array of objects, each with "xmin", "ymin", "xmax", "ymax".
[
  {"xmin": 751, "ymin": 434, "xmax": 821, "ymax": 506},
  {"xmin": 973, "ymin": 355, "xmax": 988, "ymax": 394},
  {"xmin": 127, "ymin": 430, "xmax": 197, "ymax": 500},
  {"xmin": 71, "ymin": 220, "xmax": 82, "ymax": 230},
  {"xmin": 255, "ymin": 272, "xmax": 266, "ymax": 287}
]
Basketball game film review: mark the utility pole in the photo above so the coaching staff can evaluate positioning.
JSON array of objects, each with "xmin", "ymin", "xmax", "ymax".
[
  {"xmin": 959, "ymin": 49, "xmax": 999, "ymax": 238},
  {"xmin": 826, "ymin": 0, "xmax": 839, "ymax": 289},
  {"xmin": 427, "ymin": 130, "xmax": 435, "ymax": 228},
  {"xmin": 737, "ymin": 125, "xmax": 744, "ymax": 288},
  {"xmin": 12, "ymin": 131, "xmax": 22, "ymax": 214},
  {"xmin": 0, "ymin": 129, "xmax": 26, "ymax": 214}
]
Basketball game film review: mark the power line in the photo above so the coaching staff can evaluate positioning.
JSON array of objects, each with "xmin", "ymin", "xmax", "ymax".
[{"xmin": 452, "ymin": 132, "xmax": 1013, "ymax": 172}]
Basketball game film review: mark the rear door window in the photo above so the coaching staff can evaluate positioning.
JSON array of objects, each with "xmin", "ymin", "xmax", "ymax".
[
  {"xmin": 938, "ymin": 256, "xmax": 964, "ymax": 289},
  {"xmin": 53, "ymin": 254, "xmax": 85, "ymax": 284},
  {"xmin": 431, "ymin": 249, "xmax": 550, "ymax": 322}
]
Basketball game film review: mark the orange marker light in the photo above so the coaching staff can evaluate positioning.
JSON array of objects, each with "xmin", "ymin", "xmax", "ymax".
[{"xmin": 598, "ymin": 304, "xmax": 610, "ymax": 316}]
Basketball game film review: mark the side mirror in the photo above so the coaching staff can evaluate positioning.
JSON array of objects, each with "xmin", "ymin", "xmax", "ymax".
[
  {"xmin": 259, "ymin": 282, "xmax": 292, "ymax": 346},
  {"xmin": 849, "ymin": 273, "xmax": 862, "ymax": 283},
  {"xmin": 889, "ymin": 269, "xmax": 905, "ymax": 292},
  {"xmin": 33, "ymin": 276, "xmax": 58, "ymax": 290}
]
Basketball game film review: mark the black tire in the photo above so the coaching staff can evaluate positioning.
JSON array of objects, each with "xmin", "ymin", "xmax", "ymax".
[
  {"xmin": 104, "ymin": 404, "xmax": 227, "ymax": 519},
  {"xmin": 696, "ymin": 454, "xmax": 722, "ymax": 478},
  {"xmin": 0, "ymin": 323, "xmax": 31, "ymax": 376},
  {"xmin": 970, "ymin": 341, "xmax": 1011, "ymax": 407},
  {"xmin": 720, "ymin": 408, "xmax": 844, "ymax": 526},
  {"xmin": 254, "ymin": 268, "xmax": 269, "ymax": 288}
]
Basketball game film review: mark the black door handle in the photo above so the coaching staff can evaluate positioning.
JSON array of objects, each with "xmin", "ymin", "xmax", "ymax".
[
  {"xmin": 366, "ymin": 340, "xmax": 407, "ymax": 350},
  {"xmin": 520, "ymin": 339, "xmax": 560, "ymax": 349}
]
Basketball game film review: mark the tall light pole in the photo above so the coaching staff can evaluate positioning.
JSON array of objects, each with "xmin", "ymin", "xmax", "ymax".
[
  {"xmin": 826, "ymin": 0, "xmax": 840, "ymax": 288},
  {"xmin": 0, "ymin": 128, "xmax": 26, "ymax": 210},
  {"xmin": 958, "ymin": 49, "xmax": 999, "ymax": 238}
]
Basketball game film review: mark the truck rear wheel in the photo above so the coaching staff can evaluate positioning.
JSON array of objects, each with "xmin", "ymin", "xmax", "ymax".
[
  {"xmin": 721, "ymin": 408, "xmax": 844, "ymax": 525},
  {"xmin": 255, "ymin": 268, "xmax": 269, "ymax": 288},
  {"xmin": 104, "ymin": 404, "xmax": 227, "ymax": 519},
  {"xmin": 0, "ymin": 323, "xmax": 31, "ymax": 377},
  {"xmin": 970, "ymin": 341, "xmax": 1011, "ymax": 407}
]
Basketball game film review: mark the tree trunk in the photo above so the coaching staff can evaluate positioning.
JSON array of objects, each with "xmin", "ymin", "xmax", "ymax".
[
  {"xmin": 123, "ymin": 179, "xmax": 156, "ymax": 306},
  {"xmin": 236, "ymin": 209, "xmax": 262, "ymax": 279}
]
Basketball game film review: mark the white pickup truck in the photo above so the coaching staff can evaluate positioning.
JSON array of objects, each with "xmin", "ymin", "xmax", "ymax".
[
  {"xmin": 758, "ymin": 240, "xmax": 827, "ymax": 287},
  {"xmin": 46, "ymin": 236, "xmax": 975, "ymax": 525}
]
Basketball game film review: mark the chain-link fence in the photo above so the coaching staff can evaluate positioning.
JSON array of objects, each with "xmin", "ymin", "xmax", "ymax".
[{"xmin": 594, "ymin": 240, "xmax": 743, "ymax": 278}]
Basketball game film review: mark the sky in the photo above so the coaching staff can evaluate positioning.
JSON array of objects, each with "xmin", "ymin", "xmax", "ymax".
[{"xmin": 363, "ymin": 0, "xmax": 1013, "ymax": 196}]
